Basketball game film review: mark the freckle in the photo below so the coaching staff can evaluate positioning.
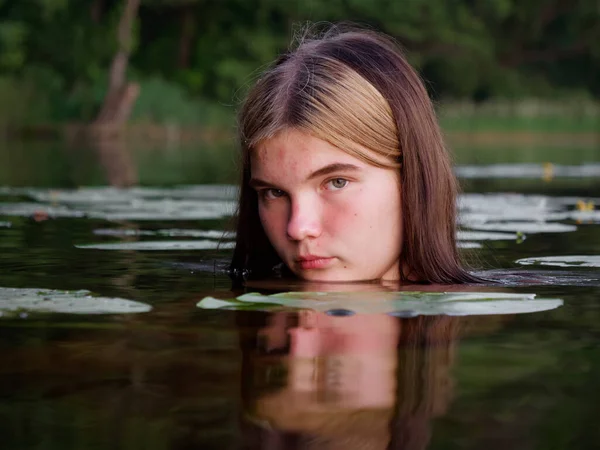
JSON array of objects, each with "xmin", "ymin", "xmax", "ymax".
[{"xmin": 344, "ymin": 266, "xmax": 347, "ymax": 268}]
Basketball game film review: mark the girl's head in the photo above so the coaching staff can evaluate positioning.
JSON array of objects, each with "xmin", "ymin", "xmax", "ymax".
[{"xmin": 231, "ymin": 26, "xmax": 477, "ymax": 284}]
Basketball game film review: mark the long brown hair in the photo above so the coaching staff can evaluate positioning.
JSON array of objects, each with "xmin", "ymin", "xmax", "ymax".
[{"xmin": 230, "ymin": 25, "xmax": 480, "ymax": 284}]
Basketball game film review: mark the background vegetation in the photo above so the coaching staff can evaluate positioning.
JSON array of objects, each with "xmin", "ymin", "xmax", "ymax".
[{"xmin": 0, "ymin": 0, "xmax": 599, "ymax": 131}]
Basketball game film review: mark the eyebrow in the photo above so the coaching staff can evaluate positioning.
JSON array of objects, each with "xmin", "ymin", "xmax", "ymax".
[{"xmin": 249, "ymin": 163, "xmax": 362, "ymax": 189}]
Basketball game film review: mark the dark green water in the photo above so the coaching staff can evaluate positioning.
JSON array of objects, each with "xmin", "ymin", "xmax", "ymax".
[{"xmin": 1, "ymin": 138, "xmax": 600, "ymax": 450}]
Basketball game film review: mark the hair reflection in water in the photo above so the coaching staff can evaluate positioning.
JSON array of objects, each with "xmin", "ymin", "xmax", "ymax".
[{"xmin": 237, "ymin": 310, "xmax": 462, "ymax": 450}]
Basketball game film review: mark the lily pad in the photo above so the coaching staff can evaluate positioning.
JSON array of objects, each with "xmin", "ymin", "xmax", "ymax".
[
  {"xmin": 28, "ymin": 185, "xmax": 238, "ymax": 203},
  {"xmin": 0, "ymin": 186, "xmax": 237, "ymax": 221},
  {"xmin": 466, "ymin": 222, "xmax": 576, "ymax": 233},
  {"xmin": 76, "ymin": 240, "xmax": 235, "ymax": 251},
  {"xmin": 85, "ymin": 199, "xmax": 235, "ymax": 221},
  {"xmin": 197, "ymin": 291, "xmax": 563, "ymax": 316},
  {"xmin": 516, "ymin": 256, "xmax": 600, "ymax": 268},
  {"xmin": 0, "ymin": 287, "xmax": 152, "ymax": 315},
  {"xmin": 0, "ymin": 202, "xmax": 86, "ymax": 218},
  {"xmin": 455, "ymin": 163, "xmax": 600, "ymax": 179},
  {"xmin": 458, "ymin": 242, "xmax": 482, "ymax": 249},
  {"xmin": 569, "ymin": 210, "xmax": 600, "ymax": 223},
  {"xmin": 457, "ymin": 231, "xmax": 518, "ymax": 241},
  {"xmin": 93, "ymin": 228, "xmax": 235, "ymax": 239}
]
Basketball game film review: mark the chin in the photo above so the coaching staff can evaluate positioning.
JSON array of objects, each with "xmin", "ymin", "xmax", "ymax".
[{"xmin": 296, "ymin": 270, "xmax": 376, "ymax": 284}]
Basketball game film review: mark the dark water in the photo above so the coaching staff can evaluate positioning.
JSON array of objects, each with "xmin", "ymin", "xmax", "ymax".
[{"xmin": 1, "ymin": 138, "xmax": 600, "ymax": 450}]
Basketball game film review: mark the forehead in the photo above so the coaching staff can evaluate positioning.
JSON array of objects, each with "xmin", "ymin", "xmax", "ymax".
[{"xmin": 252, "ymin": 129, "xmax": 366, "ymax": 178}]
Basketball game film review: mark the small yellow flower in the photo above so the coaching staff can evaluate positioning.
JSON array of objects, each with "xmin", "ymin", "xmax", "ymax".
[
  {"xmin": 576, "ymin": 200, "xmax": 595, "ymax": 211},
  {"xmin": 542, "ymin": 163, "xmax": 554, "ymax": 182}
]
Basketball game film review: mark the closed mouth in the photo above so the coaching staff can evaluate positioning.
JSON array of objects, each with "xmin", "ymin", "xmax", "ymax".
[{"xmin": 296, "ymin": 256, "xmax": 335, "ymax": 270}]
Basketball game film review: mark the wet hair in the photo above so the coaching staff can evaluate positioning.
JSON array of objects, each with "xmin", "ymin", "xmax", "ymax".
[{"xmin": 230, "ymin": 25, "xmax": 480, "ymax": 284}]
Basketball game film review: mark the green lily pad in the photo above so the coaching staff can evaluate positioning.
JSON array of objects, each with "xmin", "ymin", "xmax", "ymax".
[
  {"xmin": 0, "ymin": 287, "xmax": 152, "ymax": 316},
  {"xmin": 569, "ymin": 210, "xmax": 600, "ymax": 223},
  {"xmin": 456, "ymin": 163, "xmax": 600, "ymax": 179},
  {"xmin": 457, "ymin": 231, "xmax": 518, "ymax": 241},
  {"xmin": 0, "ymin": 202, "xmax": 86, "ymax": 218},
  {"xmin": 93, "ymin": 228, "xmax": 235, "ymax": 239},
  {"xmin": 458, "ymin": 242, "xmax": 482, "ymax": 249},
  {"xmin": 76, "ymin": 240, "xmax": 235, "ymax": 251},
  {"xmin": 0, "ymin": 186, "xmax": 237, "ymax": 221},
  {"xmin": 467, "ymin": 222, "xmax": 576, "ymax": 233},
  {"xmin": 516, "ymin": 256, "xmax": 600, "ymax": 268},
  {"xmin": 196, "ymin": 291, "xmax": 563, "ymax": 316}
]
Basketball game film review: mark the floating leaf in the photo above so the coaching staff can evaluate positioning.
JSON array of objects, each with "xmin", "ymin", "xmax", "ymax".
[
  {"xmin": 0, "ymin": 287, "xmax": 151, "ymax": 315},
  {"xmin": 516, "ymin": 256, "xmax": 600, "ymax": 268},
  {"xmin": 458, "ymin": 242, "xmax": 482, "ymax": 249},
  {"xmin": 28, "ymin": 185, "xmax": 238, "ymax": 203},
  {"xmin": 0, "ymin": 186, "xmax": 237, "ymax": 221},
  {"xmin": 466, "ymin": 222, "xmax": 576, "ymax": 233},
  {"xmin": 76, "ymin": 240, "xmax": 235, "ymax": 251},
  {"xmin": 456, "ymin": 163, "xmax": 600, "ymax": 179},
  {"xmin": 93, "ymin": 228, "xmax": 235, "ymax": 239},
  {"xmin": 569, "ymin": 210, "xmax": 600, "ymax": 223},
  {"xmin": 0, "ymin": 202, "xmax": 86, "ymax": 218},
  {"xmin": 197, "ymin": 291, "xmax": 563, "ymax": 316},
  {"xmin": 457, "ymin": 231, "xmax": 518, "ymax": 241}
]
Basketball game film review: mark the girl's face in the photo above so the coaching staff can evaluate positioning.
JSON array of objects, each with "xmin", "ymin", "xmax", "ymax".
[{"xmin": 250, "ymin": 128, "xmax": 402, "ymax": 282}]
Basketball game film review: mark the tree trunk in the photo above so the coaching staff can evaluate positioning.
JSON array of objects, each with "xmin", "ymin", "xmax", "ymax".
[
  {"xmin": 90, "ymin": 0, "xmax": 105, "ymax": 23},
  {"xmin": 177, "ymin": 4, "xmax": 197, "ymax": 69},
  {"xmin": 94, "ymin": 0, "xmax": 141, "ymax": 126}
]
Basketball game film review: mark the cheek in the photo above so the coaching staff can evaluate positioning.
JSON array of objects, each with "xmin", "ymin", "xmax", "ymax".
[{"xmin": 258, "ymin": 204, "xmax": 285, "ymax": 241}]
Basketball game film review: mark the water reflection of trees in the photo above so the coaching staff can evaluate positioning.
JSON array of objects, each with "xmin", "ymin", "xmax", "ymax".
[{"xmin": 65, "ymin": 125, "xmax": 138, "ymax": 188}]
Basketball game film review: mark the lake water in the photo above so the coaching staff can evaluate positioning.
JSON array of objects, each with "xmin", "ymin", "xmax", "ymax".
[{"xmin": 1, "ymin": 136, "xmax": 600, "ymax": 449}]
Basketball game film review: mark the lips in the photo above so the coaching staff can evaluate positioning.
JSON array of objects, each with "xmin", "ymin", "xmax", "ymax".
[{"xmin": 296, "ymin": 255, "xmax": 335, "ymax": 270}]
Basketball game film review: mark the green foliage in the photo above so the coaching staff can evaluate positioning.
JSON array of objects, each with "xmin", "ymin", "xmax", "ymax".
[
  {"xmin": 130, "ymin": 76, "xmax": 231, "ymax": 125},
  {"xmin": 0, "ymin": 0, "xmax": 598, "ymax": 127}
]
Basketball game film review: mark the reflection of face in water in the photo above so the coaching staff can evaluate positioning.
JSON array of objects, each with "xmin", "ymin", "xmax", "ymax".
[{"xmin": 238, "ymin": 310, "xmax": 462, "ymax": 450}]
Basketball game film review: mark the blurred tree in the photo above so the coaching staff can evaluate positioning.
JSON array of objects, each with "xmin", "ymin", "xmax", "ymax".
[
  {"xmin": 0, "ymin": 0, "xmax": 598, "ymax": 126},
  {"xmin": 94, "ymin": 0, "xmax": 140, "ymax": 125}
]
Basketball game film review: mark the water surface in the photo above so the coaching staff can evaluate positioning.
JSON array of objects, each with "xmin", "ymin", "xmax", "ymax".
[{"xmin": 1, "ymin": 138, "xmax": 599, "ymax": 449}]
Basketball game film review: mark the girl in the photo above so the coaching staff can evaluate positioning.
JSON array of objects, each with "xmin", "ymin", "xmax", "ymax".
[{"xmin": 230, "ymin": 26, "xmax": 480, "ymax": 285}]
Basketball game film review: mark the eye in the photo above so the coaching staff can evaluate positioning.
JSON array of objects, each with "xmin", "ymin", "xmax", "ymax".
[
  {"xmin": 261, "ymin": 188, "xmax": 286, "ymax": 200},
  {"xmin": 326, "ymin": 178, "xmax": 349, "ymax": 190}
]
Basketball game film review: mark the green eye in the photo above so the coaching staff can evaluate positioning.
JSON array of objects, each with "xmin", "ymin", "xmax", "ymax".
[
  {"xmin": 264, "ymin": 189, "xmax": 285, "ymax": 199},
  {"xmin": 329, "ymin": 178, "xmax": 349, "ymax": 190}
]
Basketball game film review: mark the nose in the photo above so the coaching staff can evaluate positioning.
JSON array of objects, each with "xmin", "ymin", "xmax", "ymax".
[{"xmin": 286, "ymin": 196, "xmax": 322, "ymax": 241}]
